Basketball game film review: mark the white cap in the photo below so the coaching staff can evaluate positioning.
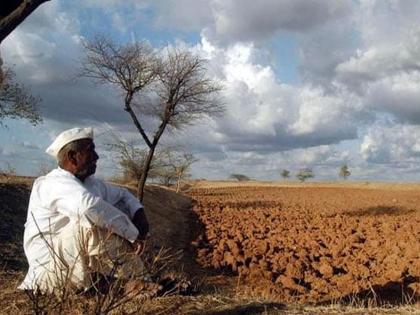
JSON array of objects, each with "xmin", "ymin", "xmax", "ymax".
[{"xmin": 46, "ymin": 127, "xmax": 93, "ymax": 158}]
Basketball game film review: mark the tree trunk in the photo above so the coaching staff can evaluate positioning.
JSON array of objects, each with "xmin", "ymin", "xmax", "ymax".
[
  {"xmin": 137, "ymin": 145, "xmax": 156, "ymax": 202},
  {"xmin": 0, "ymin": 0, "xmax": 50, "ymax": 44},
  {"xmin": 137, "ymin": 105, "xmax": 171, "ymax": 201},
  {"xmin": 176, "ymin": 171, "xmax": 181, "ymax": 193}
]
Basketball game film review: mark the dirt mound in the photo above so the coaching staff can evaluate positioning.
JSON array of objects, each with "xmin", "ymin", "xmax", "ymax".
[
  {"xmin": 189, "ymin": 186, "xmax": 420, "ymax": 304},
  {"xmin": 142, "ymin": 185, "xmax": 193, "ymax": 251}
]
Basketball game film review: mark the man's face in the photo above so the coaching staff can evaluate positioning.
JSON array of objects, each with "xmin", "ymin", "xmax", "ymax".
[{"xmin": 74, "ymin": 139, "xmax": 99, "ymax": 180}]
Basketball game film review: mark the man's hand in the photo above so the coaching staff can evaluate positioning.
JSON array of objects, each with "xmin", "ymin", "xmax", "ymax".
[{"xmin": 132, "ymin": 207, "xmax": 149, "ymax": 240}]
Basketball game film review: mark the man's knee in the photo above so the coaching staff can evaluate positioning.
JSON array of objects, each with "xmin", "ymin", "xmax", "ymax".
[
  {"xmin": 57, "ymin": 223, "xmax": 130, "ymax": 254},
  {"xmin": 85, "ymin": 226, "xmax": 134, "ymax": 258}
]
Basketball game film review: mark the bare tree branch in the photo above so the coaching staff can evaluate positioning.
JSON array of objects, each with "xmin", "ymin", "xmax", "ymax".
[
  {"xmin": 156, "ymin": 49, "xmax": 224, "ymax": 129},
  {"xmin": 80, "ymin": 36, "xmax": 157, "ymax": 148}
]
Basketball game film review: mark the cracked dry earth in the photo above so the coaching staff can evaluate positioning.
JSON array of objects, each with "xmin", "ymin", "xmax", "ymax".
[{"xmin": 188, "ymin": 185, "xmax": 420, "ymax": 304}]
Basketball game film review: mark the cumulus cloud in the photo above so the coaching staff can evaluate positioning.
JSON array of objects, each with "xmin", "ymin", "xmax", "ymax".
[
  {"xmin": 360, "ymin": 123, "xmax": 420, "ymax": 165},
  {"xmin": 356, "ymin": 0, "xmax": 420, "ymax": 45},
  {"xmin": 208, "ymin": 0, "xmax": 352, "ymax": 44},
  {"xmin": 331, "ymin": 1, "xmax": 420, "ymax": 126},
  {"xmin": 363, "ymin": 71, "xmax": 420, "ymax": 124},
  {"xmin": 140, "ymin": 0, "xmax": 353, "ymax": 45},
  {"xmin": 192, "ymin": 37, "xmax": 367, "ymax": 154},
  {"xmin": 335, "ymin": 30, "xmax": 420, "ymax": 91}
]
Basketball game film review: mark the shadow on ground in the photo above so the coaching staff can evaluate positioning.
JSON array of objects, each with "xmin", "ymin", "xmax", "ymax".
[
  {"xmin": 190, "ymin": 302, "xmax": 285, "ymax": 315},
  {"xmin": 343, "ymin": 205, "xmax": 415, "ymax": 217},
  {"xmin": 320, "ymin": 277, "xmax": 419, "ymax": 307}
]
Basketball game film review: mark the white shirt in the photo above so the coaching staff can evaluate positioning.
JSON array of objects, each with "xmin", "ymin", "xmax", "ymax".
[{"xmin": 19, "ymin": 168, "xmax": 142, "ymax": 290}]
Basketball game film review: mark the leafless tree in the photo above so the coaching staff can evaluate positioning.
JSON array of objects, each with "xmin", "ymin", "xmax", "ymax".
[
  {"xmin": 0, "ymin": 61, "xmax": 42, "ymax": 125},
  {"xmin": 0, "ymin": 0, "xmax": 51, "ymax": 44},
  {"xmin": 81, "ymin": 36, "xmax": 223, "ymax": 201},
  {"xmin": 108, "ymin": 140, "xmax": 197, "ymax": 192},
  {"xmin": 107, "ymin": 140, "xmax": 162, "ymax": 183},
  {"xmin": 155, "ymin": 149, "xmax": 197, "ymax": 192}
]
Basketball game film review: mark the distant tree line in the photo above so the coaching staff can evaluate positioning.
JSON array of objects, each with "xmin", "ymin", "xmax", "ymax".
[
  {"xmin": 279, "ymin": 164, "xmax": 352, "ymax": 182},
  {"xmin": 230, "ymin": 164, "xmax": 352, "ymax": 183}
]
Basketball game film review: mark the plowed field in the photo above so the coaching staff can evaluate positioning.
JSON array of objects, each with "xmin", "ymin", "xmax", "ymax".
[{"xmin": 189, "ymin": 185, "xmax": 420, "ymax": 303}]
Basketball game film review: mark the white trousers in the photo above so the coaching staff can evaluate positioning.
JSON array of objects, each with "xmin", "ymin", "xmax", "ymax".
[{"xmin": 36, "ymin": 223, "xmax": 145, "ymax": 293}]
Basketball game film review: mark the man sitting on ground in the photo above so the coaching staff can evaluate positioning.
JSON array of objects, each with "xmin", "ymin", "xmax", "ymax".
[{"xmin": 19, "ymin": 127, "xmax": 150, "ymax": 293}]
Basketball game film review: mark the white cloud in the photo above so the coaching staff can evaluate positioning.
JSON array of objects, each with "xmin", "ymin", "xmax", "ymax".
[
  {"xmin": 144, "ymin": 0, "xmax": 352, "ymax": 45},
  {"xmin": 2, "ymin": 2, "xmax": 83, "ymax": 83},
  {"xmin": 364, "ymin": 71, "xmax": 420, "ymax": 123},
  {"xmin": 288, "ymin": 86, "xmax": 363, "ymax": 136},
  {"xmin": 357, "ymin": 0, "xmax": 420, "ymax": 45},
  {"xmin": 204, "ymin": 0, "xmax": 352, "ymax": 45},
  {"xmin": 192, "ymin": 36, "xmax": 366, "ymax": 153},
  {"xmin": 360, "ymin": 123, "xmax": 420, "ymax": 165},
  {"xmin": 331, "ymin": 1, "xmax": 420, "ymax": 126},
  {"xmin": 336, "ymin": 29, "xmax": 420, "ymax": 90}
]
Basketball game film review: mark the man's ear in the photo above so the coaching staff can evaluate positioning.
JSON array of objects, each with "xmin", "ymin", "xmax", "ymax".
[{"xmin": 67, "ymin": 150, "xmax": 78, "ymax": 166}]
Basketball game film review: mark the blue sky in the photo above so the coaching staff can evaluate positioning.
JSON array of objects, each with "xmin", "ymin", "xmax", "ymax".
[{"xmin": 3, "ymin": 0, "xmax": 420, "ymax": 181}]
